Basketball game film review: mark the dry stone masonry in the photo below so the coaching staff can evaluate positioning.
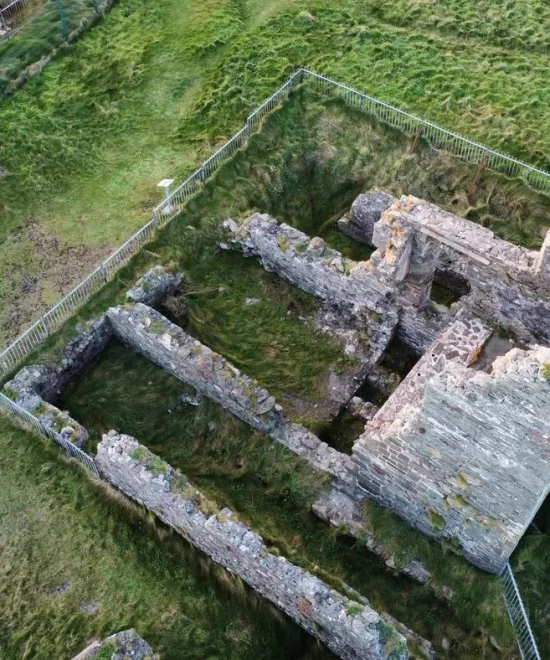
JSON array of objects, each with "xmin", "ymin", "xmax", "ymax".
[
  {"xmin": 343, "ymin": 192, "xmax": 550, "ymax": 345},
  {"xmin": 223, "ymin": 197, "xmax": 550, "ymax": 574},
  {"xmin": 96, "ymin": 431, "xmax": 411, "ymax": 660},
  {"xmin": 359, "ymin": 343, "xmax": 550, "ymax": 574},
  {"xmin": 126, "ymin": 265, "xmax": 184, "ymax": 308},
  {"xmin": 223, "ymin": 212, "xmax": 448, "ymax": 354},
  {"xmin": 72, "ymin": 629, "xmax": 156, "ymax": 660},
  {"xmin": 107, "ymin": 303, "xmax": 353, "ymax": 481}
]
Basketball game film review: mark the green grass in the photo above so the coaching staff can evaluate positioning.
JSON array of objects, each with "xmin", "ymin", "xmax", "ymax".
[
  {"xmin": 2, "ymin": 0, "xmax": 550, "ymax": 345},
  {"xmin": 0, "ymin": 0, "xmax": 101, "ymax": 87},
  {"xmin": 0, "ymin": 415, "xmax": 333, "ymax": 660},
  {"xmin": 58, "ymin": 341, "xmax": 515, "ymax": 658},
  {"xmin": 2, "ymin": 1, "xmax": 550, "ymax": 654}
]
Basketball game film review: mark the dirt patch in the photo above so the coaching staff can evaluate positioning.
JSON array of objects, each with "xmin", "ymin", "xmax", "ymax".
[{"xmin": 0, "ymin": 223, "xmax": 112, "ymax": 345}]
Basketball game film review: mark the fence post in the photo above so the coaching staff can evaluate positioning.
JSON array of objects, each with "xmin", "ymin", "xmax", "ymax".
[{"xmin": 52, "ymin": 0, "xmax": 69, "ymax": 41}]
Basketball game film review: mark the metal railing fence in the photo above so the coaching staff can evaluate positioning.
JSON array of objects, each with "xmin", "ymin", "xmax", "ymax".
[
  {"xmin": 0, "ymin": 67, "xmax": 544, "ymax": 660},
  {"xmin": 4, "ymin": 68, "xmax": 550, "ymax": 381},
  {"xmin": 0, "ymin": 0, "xmax": 33, "ymax": 22},
  {"xmin": 0, "ymin": 70, "xmax": 302, "ymax": 378},
  {"xmin": 300, "ymin": 68, "xmax": 550, "ymax": 193},
  {"xmin": 500, "ymin": 562, "xmax": 541, "ymax": 660},
  {"xmin": 0, "ymin": 391, "xmax": 100, "ymax": 476}
]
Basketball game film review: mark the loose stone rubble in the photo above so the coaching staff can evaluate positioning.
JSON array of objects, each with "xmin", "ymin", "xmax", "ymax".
[
  {"xmin": 72, "ymin": 629, "xmax": 156, "ymax": 660},
  {"xmin": 126, "ymin": 265, "xmax": 184, "ymax": 308},
  {"xmin": 107, "ymin": 303, "xmax": 353, "ymax": 481},
  {"xmin": 96, "ymin": 431, "xmax": 413, "ymax": 660}
]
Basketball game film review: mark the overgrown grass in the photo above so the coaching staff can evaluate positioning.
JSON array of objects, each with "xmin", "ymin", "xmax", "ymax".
[
  {"xmin": 0, "ymin": 415, "xmax": 333, "ymax": 660},
  {"xmin": 0, "ymin": 0, "xmax": 101, "ymax": 86},
  {"xmin": 2, "ymin": 0, "xmax": 550, "ymax": 344},
  {"xmin": 59, "ymin": 341, "xmax": 515, "ymax": 658}
]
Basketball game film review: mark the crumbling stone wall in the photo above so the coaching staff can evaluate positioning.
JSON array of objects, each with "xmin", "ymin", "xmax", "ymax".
[
  {"xmin": 2, "ymin": 316, "xmax": 112, "ymax": 447},
  {"xmin": 223, "ymin": 213, "xmax": 447, "ymax": 354},
  {"xmin": 96, "ymin": 431, "xmax": 410, "ymax": 660},
  {"xmin": 352, "ymin": 333, "xmax": 550, "ymax": 573},
  {"xmin": 2, "ymin": 266, "xmax": 185, "ymax": 447},
  {"xmin": 126, "ymin": 265, "xmax": 184, "ymax": 308},
  {"xmin": 107, "ymin": 303, "xmax": 353, "ymax": 481},
  {"xmin": 341, "ymin": 191, "xmax": 550, "ymax": 344},
  {"xmin": 72, "ymin": 629, "xmax": 156, "ymax": 660}
]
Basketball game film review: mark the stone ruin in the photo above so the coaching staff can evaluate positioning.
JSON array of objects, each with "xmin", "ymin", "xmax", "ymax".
[
  {"xmin": 6, "ymin": 189, "xmax": 550, "ymax": 656},
  {"xmin": 72, "ymin": 629, "xmax": 156, "ymax": 660},
  {"xmin": 97, "ymin": 431, "xmax": 417, "ymax": 660},
  {"xmin": 223, "ymin": 195, "xmax": 550, "ymax": 574}
]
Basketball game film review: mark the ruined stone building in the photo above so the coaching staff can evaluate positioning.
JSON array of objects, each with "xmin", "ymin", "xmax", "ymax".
[{"xmin": 5, "ymin": 190, "xmax": 550, "ymax": 659}]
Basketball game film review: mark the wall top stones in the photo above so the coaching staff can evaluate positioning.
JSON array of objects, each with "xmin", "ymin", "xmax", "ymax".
[
  {"xmin": 107, "ymin": 303, "xmax": 354, "ymax": 482},
  {"xmin": 72, "ymin": 629, "xmax": 156, "ymax": 660},
  {"xmin": 96, "ymin": 430, "xmax": 412, "ymax": 660},
  {"xmin": 390, "ymin": 195, "xmax": 538, "ymax": 274},
  {"xmin": 352, "ymin": 328, "xmax": 550, "ymax": 573},
  {"xmin": 126, "ymin": 265, "xmax": 184, "ymax": 309}
]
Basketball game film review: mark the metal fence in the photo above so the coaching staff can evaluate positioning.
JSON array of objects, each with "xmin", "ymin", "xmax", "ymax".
[
  {"xmin": 0, "ymin": 0, "xmax": 33, "ymax": 23},
  {"xmin": 500, "ymin": 562, "xmax": 541, "ymax": 660},
  {"xmin": 300, "ymin": 68, "xmax": 550, "ymax": 193},
  {"xmin": 3, "ymin": 67, "xmax": 549, "ymax": 382},
  {"xmin": 0, "ymin": 67, "xmax": 544, "ymax": 658},
  {"xmin": 0, "ymin": 391, "xmax": 100, "ymax": 477}
]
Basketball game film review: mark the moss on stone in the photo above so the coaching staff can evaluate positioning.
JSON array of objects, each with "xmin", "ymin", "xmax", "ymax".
[
  {"xmin": 277, "ymin": 235, "xmax": 290, "ymax": 253},
  {"xmin": 376, "ymin": 619, "xmax": 407, "ymax": 658},
  {"xmin": 428, "ymin": 510, "xmax": 446, "ymax": 533},
  {"xmin": 345, "ymin": 603, "xmax": 364, "ymax": 617},
  {"xmin": 541, "ymin": 363, "xmax": 550, "ymax": 380},
  {"xmin": 150, "ymin": 455, "xmax": 169, "ymax": 476},
  {"xmin": 130, "ymin": 446, "xmax": 148, "ymax": 462},
  {"xmin": 95, "ymin": 642, "xmax": 118, "ymax": 660}
]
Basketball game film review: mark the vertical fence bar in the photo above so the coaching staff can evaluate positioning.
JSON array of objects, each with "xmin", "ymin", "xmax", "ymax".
[{"xmin": 499, "ymin": 563, "xmax": 541, "ymax": 660}]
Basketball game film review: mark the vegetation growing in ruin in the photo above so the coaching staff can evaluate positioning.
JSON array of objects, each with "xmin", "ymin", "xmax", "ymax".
[
  {"xmin": 3, "ymin": 0, "xmax": 550, "ymax": 344},
  {"xmin": 3, "ymin": 1, "xmax": 550, "ymax": 655},
  {"xmin": 0, "ymin": 416, "xmax": 332, "ymax": 660},
  {"xmin": 59, "ymin": 341, "xmax": 515, "ymax": 657},
  {"xmin": 5, "ymin": 76, "xmax": 549, "ymax": 655}
]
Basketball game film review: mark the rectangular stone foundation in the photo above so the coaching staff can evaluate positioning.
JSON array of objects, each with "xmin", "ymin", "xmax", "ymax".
[
  {"xmin": 107, "ymin": 303, "xmax": 353, "ymax": 482},
  {"xmin": 97, "ymin": 431, "xmax": 410, "ymax": 660}
]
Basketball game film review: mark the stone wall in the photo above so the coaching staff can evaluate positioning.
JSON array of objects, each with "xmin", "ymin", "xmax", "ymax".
[
  {"xmin": 223, "ymin": 213, "xmax": 446, "ymax": 354},
  {"xmin": 2, "ymin": 316, "xmax": 113, "ymax": 447},
  {"xmin": 72, "ymin": 629, "xmax": 156, "ymax": 660},
  {"xmin": 351, "ymin": 332, "xmax": 550, "ymax": 573},
  {"xmin": 126, "ymin": 265, "xmax": 184, "ymax": 308},
  {"xmin": 96, "ymin": 431, "xmax": 410, "ymax": 660},
  {"xmin": 107, "ymin": 303, "xmax": 353, "ymax": 481},
  {"xmin": 343, "ymin": 191, "xmax": 550, "ymax": 344}
]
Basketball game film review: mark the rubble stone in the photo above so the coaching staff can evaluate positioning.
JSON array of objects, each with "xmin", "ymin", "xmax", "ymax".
[
  {"xmin": 96, "ymin": 432, "xmax": 411, "ymax": 660},
  {"xmin": 126, "ymin": 265, "xmax": 184, "ymax": 308},
  {"xmin": 72, "ymin": 629, "xmax": 156, "ymax": 660}
]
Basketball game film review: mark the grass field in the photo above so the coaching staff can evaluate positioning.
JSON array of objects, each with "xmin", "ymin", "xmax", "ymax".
[
  {"xmin": 0, "ymin": 415, "xmax": 335, "ymax": 660},
  {"xmin": 1, "ymin": 0, "xmax": 550, "ymax": 345},
  {"xmin": 3, "ymin": 81, "xmax": 549, "ymax": 656},
  {"xmin": 2, "ymin": 0, "xmax": 550, "ymax": 657}
]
